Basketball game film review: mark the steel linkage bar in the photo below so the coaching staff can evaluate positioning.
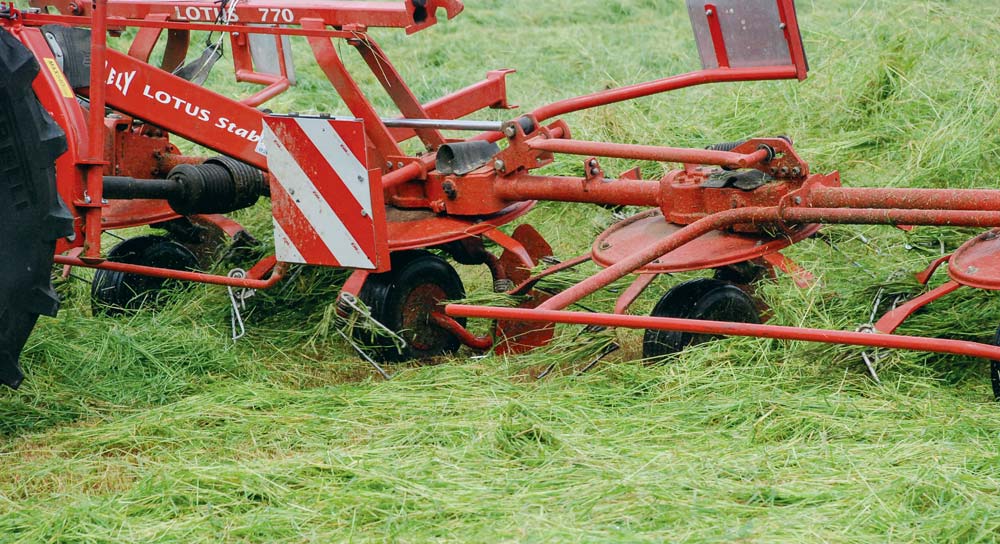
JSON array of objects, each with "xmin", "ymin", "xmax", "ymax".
[
  {"xmin": 527, "ymin": 139, "xmax": 771, "ymax": 169},
  {"xmin": 381, "ymin": 118, "xmax": 504, "ymax": 132}
]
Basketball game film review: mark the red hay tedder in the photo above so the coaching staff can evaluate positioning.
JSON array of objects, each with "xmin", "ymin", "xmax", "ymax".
[{"xmin": 4, "ymin": 0, "xmax": 1000, "ymax": 395}]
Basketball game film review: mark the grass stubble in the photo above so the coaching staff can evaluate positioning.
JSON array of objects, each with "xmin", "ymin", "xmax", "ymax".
[{"xmin": 3, "ymin": 0, "xmax": 1000, "ymax": 541}]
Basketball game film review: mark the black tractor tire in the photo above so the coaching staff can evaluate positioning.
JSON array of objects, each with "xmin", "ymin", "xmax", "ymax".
[
  {"xmin": 0, "ymin": 30, "xmax": 74, "ymax": 388},
  {"xmin": 355, "ymin": 250, "xmax": 466, "ymax": 362}
]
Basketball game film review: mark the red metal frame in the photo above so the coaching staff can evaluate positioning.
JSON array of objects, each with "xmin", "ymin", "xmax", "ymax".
[
  {"xmin": 28, "ymin": 0, "xmax": 464, "ymax": 34},
  {"xmin": 7, "ymin": 0, "xmax": 1000, "ymax": 375},
  {"xmin": 444, "ymin": 305, "xmax": 1000, "ymax": 361}
]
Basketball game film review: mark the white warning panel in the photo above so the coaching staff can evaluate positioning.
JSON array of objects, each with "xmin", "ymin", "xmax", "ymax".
[{"xmin": 262, "ymin": 115, "xmax": 386, "ymax": 270}]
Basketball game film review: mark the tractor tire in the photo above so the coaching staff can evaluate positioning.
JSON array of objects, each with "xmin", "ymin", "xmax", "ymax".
[{"xmin": 0, "ymin": 30, "xmax": 74, "ymax": 389}]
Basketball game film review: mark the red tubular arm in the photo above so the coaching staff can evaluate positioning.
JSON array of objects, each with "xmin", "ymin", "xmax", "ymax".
[
  {"xmin": 445, "ymin": 305, "xmax": 1000, "ymax": 360},
  {"xmin": 532, "ymin": 66, "xmax": 799, "ymax": 123}
]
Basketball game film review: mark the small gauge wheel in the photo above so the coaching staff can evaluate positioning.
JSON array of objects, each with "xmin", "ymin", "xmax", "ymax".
[
  {"xmin": 91, "ymin": 235, "xmax": 199, "ymax": 316},
  {"xmin": 642, "ymin": 278, "xmax": 761, "ymax": 358},
  {"xmin": 355, "ymin": 251, "xmax": 466, "ymax": 362}
]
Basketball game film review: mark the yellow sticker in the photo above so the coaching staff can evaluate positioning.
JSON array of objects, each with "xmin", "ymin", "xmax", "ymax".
[{"xmin": 43, "ymin": 58, "xmax": 74, "ymax": 99}]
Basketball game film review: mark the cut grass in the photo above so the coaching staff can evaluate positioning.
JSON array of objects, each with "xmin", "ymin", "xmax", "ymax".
[{"xmin": 4, "ymin": 0, "xmax": 1000, "ymax": 541}]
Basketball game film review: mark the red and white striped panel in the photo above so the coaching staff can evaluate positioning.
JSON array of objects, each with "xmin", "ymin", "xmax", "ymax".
[{"xmin": 263, "ymin": 115, "xmax": 381, "ymax": 269}]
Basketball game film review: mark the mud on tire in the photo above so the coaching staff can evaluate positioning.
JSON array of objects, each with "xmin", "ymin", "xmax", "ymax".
[{"xmin": 0, "ymin": 30, "xmax": 74, "ymax": 388}]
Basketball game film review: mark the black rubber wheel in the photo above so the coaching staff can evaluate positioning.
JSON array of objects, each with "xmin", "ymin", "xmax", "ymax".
[
  {"xmin": 91, "ymin": 235, "xmax": 199, "ymax": 316},
  {"xmin": 355, "ymin": 250, "xmax": 466, "ymax": 362},
  {"xmin": 0, "ymin": 31, "xmax": 74, "ymax": 389},
  {"xmin": 642, "ymin": 278, "xmax": 761, "ymax": 359}
]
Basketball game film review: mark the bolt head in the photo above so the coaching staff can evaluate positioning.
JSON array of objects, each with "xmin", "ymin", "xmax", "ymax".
[
  {"xmin": 495, "ymin": 160, "xmax": 506, "ymax": 172},
  {"xmin": 504, "ymin": 125, "xmax": 517, "ymax": 138}
]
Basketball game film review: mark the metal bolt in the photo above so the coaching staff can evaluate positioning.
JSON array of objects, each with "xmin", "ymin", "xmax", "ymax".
[
  {"xmin": 705, "ymin": 8, "xmax": 714, "ymax": 16},
  {"xmin": 590, "ymin": 168, "xmax": 601, "ymax": 176},
  {"xmin": 396, "ymin": 162, "xmax": 404, "ymax": 169},
  {"xmin": 779, "ymin": 22, "xmax": 787, "ymax": 29},
  {"xmin": 495, "ymin": 160, "xmax": 506, "ymax": 172},
  {"xmin": 791, "ymin": 166, "xmax": 802, "ymax": 177},
  {"xmin": 504, "ymin": 125, "xmax": 517, "ymax": 138},
  {"xmin": 361, "ymin": 210, "xmax": 369, "ymax": 218},
  {"xmin": 589, "ymin": 159, "xmax": 598, "ymax": 167},
  {"xmin": 793, "ymin": 196, "xmax": 803, "ymax": 205},
  {"xmin": 385, "ymin": 161, "xmax": 393, "ymax": 170},
  {"xmin": 780, "ymin": 166, "xmax": 790, "ymax": 176}
]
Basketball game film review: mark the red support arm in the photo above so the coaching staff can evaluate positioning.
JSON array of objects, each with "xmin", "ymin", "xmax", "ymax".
[{"xmin": 445, "ymin": 304, "xmax": 1000, "ymax": 361}]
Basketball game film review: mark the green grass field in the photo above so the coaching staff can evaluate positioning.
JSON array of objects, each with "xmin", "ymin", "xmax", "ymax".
[{"xmin": 4, "ymin": 0, "xmax": 1000, "ymax": 541}]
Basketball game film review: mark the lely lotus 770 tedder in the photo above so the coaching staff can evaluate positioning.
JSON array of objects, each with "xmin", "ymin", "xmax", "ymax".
[{"xmin": 4, "ymin": 0, "xmax": 1000, "ymax": 396}]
